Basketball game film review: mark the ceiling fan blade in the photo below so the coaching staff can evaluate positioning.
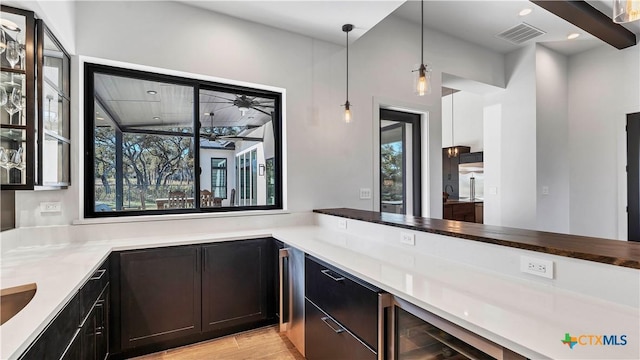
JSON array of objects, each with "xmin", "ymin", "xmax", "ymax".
[
  {"xmin": 200, "ymin": 101, "xmax": 233, "ymax": 104},
  {"xmin": 251, "ymin": 107, "xmax": 272, "ymax": 116},
  {"xmin": 220, "ymin": 136, "xmax": 263, "ymax": 142},
  {"xmin": 200, "ymin": 93, "xmax": 235, "ymax": 101}
]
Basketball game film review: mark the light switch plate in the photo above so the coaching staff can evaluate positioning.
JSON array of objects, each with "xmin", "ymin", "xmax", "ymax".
[
  {"xmin": 400, "ymin": 232, "xmax": 415, "ymax": 246},
  {"xmin": 359, "ymin": 188, "xmax": 372, "ymax": 199},
  {"xmin": 337, "ymin": 218, "xmax": 347, "ymax": 230},
  {"xmin": 40, "ymin": 202, "xmax": 62, "ymax": 213}
]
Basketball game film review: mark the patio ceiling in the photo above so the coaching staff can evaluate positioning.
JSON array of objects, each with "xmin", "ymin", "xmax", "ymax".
[{"xmin": 93, "ymin": 73, "xmax": 274, "ymax": 131}]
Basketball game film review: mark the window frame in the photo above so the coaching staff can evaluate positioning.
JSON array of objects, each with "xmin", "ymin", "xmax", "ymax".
[
  {"xmin": 84, "ymin": 62, "xmax": 283, "ymax": 218},
  {"xmin": 210, "ymin": 157, "xmax": 228, "ymax": 199}
]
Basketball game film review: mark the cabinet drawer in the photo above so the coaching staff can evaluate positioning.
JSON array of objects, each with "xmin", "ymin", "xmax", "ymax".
[
  {"xmin": 305, "ymin": 256, "xmax": 379, "ymax": 351},
  {"xmin": 79, "ymin": 258, "xmax": 109, "ymax": 324},
  {"xmin": 305, "ymin": 299, "xmax": 376, "ymax": 360}
]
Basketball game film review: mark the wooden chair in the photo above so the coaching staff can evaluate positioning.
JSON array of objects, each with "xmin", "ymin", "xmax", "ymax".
[
  {"xmin": 213, "ymin": 197, "xmax": 223, "ymax": 207},
  {"xmin": 230, "ymin": 188, "xmax": 236, "ymax": 206},
  {"xmin": 167, "ymin": 191, "xmax": 187, "ymax": 208},
  {"xmin": 200, "ymin": 190, "xmax": 213, "ymax": 207}
]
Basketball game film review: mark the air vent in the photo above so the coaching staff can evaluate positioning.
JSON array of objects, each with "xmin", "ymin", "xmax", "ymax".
[{"xmin": 496, "ymin": 23, "xmax": 546, "ymax": 45}]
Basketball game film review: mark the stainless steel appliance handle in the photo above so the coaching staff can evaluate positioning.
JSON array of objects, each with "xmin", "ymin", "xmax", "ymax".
[
  {"xmin": 321, "ymin": 316, "xmax": 345, "ymax": 334},
  {"xmin": 378, "ymin": 293, "xmax": 392, "ymax": 360},
  {"xmin": 279, "ymin": 248, "xmax": 290, "ymax": 332},
  {"xmin": 321, "ymin": 269, "xmax": 345, "ymax": 282}
]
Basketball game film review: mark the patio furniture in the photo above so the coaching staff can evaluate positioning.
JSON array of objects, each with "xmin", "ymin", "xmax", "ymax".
[
  {"xmin": 167, "ymin": 191, "xmax": 187, "ymax": 208},
  {"xmin": 213, "ymin": 197, "xmax": 223, "ymax": 207},
  {"xmin": 201, "ymin": 190, "xmax": 214, "ymax": 207}
]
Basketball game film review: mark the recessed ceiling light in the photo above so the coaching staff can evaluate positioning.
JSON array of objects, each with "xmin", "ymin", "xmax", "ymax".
[
  {"xmin": 96, "ymin": 117, "xmax": 104, "ymax": 121},
  {"xmin": 153, "ymin": 116, "xmax": 160, "ymax": 120},
  {"xmin": 567, "ymin": 33, "xmax": 580, "ymax": 40},
  {"xmin": 147, "ymin": 90, "xmax": 157, "ymax": 95},
  {"xmin": 519, "ymin": 8, "xmax": 533, "ymax": 16}
]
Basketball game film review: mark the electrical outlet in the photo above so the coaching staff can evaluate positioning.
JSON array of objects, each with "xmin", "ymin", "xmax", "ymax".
[
  {"xmin": 400, "ymin": 232, "xmax": 415, "ymax": 246},
  {"xmin": 337, "ymin": 218, "xmax": 347, "ymax": 230},
  {"xmin": 40, "ymin": 202, "xmax": 62, "ymax": 213},
  {"xmin": 359, "ymin": 188, "xmax": 372, "ymax": 199},
  {"xmin": 520, "ymin": 256, "xmax": 554, "ymax": 279},
  {"xmin": 542, "ymin": 186, "xmax": 549, "ymax": 195}
]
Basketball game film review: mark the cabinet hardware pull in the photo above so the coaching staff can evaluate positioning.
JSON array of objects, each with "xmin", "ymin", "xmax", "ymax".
[
  {"xmin": 279, "ymin": 248, "xmax": 290, "ymax": 332},
  {"xmin": 321, "ymin": 269, "xmax": 345, "ymax": 282},
  {"xmin": 89, "ymin": 269, "xmax": 106, "ymax": 280},
  {"xmin": 321, "ymin": 316, "xmax": 345, "ymax": 334}
]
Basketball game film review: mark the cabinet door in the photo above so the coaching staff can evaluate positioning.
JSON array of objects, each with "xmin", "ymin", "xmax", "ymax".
[
  {"xmin": 96, "ymin": 286, "xmax": 109, "ymax": 360},
  {"xmin": 202, "ymin": 239, "xmax": 269, "ymax": 332},
  {"xmin": 120, "ymin": 246, "xmax": 201, "ymax": 349},
  {"xmin": 81, "ymin": 305, "xmax": 98, "ymax": 360}
]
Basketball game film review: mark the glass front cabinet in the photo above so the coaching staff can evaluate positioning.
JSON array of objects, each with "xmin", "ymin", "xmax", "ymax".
[{"xmin": 0, "ymin": 5, "xmax": 70, "ymax": 190}]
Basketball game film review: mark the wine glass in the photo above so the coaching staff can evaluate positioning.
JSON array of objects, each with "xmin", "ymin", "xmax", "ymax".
[
  {"xmin": 0, "ymin": 30, "xmax": 6, "ymax": 55},
  {"xmin": 0, "ymin": 86, "xmax": 7, "ymax": 107},
  {"xmin": 11, "ymin": 147, "xmax": 24, "ymax": 171},
  {"xmin": 10, "ymin": 87, "xmax": 22, "ymax": 124},
  {"xmin": 0, "ymin": 148, "xmax": 14, "ymax": 172},
  {"xmin": 6, "ymin": 41, "xmax": 19, "ymax": 69}
]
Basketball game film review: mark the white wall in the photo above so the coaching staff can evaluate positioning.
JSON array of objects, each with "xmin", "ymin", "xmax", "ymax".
[
  {"xmin": 12, "ymin": 0, "xmax": 348, "ymax": 226},
  {"xmin": 442, "ymin": 91, "xmax": 484, "ymax": 152},
  {"xmin": 350, "ymin": 14, "xmax": 505, "ymax": 218},
  {"xmin": 484, "ymin": 45, "xmax": 537, "ymax": 230},
  {"xmin": 3, "ymin": 0, "xmax": 76, "ymax": 54},
  {"xmin": 535, "ymin": 45, "xmax": 570, "ymax": 234},
  {"xmin": 568, "ymin": 44, "xmax": 640, "ymax": 240}
]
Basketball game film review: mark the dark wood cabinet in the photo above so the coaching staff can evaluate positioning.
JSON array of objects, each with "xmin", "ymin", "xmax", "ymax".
[
  {"xmin": 20, "ymin": 259, "xmax": 109, "ymax": 360},
  {"xmin": 442, "ymin": 146, "xmax": 470, "ymax": 199},
  {"xmin": 305, "ymin": 299, "xmax": 376, "ymax": 360},
  {"xmin": 443, "ymin": 201, "xmax": 483, "ymax": 223},
  {"xmin": 459, "ymin": 151, "xmax": 483, "ymax": 164},
  {"xmin": 119, "ymin": 246, "xmax": 201, "ymax": 350},
  {"xmin": 202, "ymin": 239, "xmax": 270, "ymax": 332},
  {"xmin": 305, "ymin": 255, "xmax": 382, "ymax": 360}
]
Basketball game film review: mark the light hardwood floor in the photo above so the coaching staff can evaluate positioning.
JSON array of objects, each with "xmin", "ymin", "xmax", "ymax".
[{"xmin": 132, "ymin": 325, "xmax": 305, "ymax": 360}]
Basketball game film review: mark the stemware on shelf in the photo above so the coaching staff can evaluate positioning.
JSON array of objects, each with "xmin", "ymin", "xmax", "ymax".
[
  {"xmin": 10, "ymin": 87, "xmax": 22, "ymax": 123},
  {"xmin": 0, "ymin": 86, "xmax": 7, "ymax": 107},
  {"xmin": 0, "ymin": 147, "xmax": 13, "ymax": 171},
  {"xmin": 11, "ymin": 146, "xmax": 24, "ymax": 170},
  {"xmin": 0, "ymin": 30, "xmax": 5, "ymax": 55},
  {"xmin": 6, "ymin": 40, "xmax": 19, "ymax": 69}
]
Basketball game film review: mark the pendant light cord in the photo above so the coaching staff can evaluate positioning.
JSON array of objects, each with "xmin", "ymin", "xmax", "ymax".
[
  {"xmin": 421, "ymin": 0, "xmax": 424, "ymax": 65},
  {"xmin": 451, "ymin": 91, "xmax": 454, "ymax": 147},
  {"xmin": 346, "ymin": 29, "xmax": 349, "ymax": 102}
]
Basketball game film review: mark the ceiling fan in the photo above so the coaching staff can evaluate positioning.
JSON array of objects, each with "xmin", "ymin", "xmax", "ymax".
[
  {"xmin": 201, "ymin": 93, "xmax": 274, "ymax": 116},
  {"xmin": 200, "ymin": 113, "xmax": 263, "ymax": 143}
]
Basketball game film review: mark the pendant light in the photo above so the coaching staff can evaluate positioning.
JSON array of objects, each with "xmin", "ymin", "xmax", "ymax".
[
  {"xmin": 613, "ymin": 0, "xmax": 640, "ymax": 23},
  {"xmin": 413, "ymin": 0, "xmax": 431, "ymax": 96},
  {"xmin": 447, "ymin": 91, "xmax": 458, "ymax": 158},
  {"xmin": 342, "ymin": 24, "xmax": 354, "ymax": 123}
]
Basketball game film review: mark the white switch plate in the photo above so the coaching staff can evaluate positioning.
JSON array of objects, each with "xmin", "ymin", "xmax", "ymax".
[
  {"xmin": 40, "ymin": 202, "xmax": 62, "ymax": 213},
  {"xmin": 520, "ymin": 256, "xmax": 554, "ymax": 279},
  {"xmin": 542, "ymin": 186, "xmax": 549, "ymax": 195},
  {"xmin": 337, "ymin": 218, "xmax": 347, "ymax": 230},
  {"xmin": 359, "ymin": 188, "xmax": 372, "ymax": 199},
  {"xmin": 400, "ymin": 232, "xmax": 415, "ymax": 246}
]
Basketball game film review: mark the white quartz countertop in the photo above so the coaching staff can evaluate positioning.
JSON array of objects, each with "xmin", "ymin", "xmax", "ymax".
[{"xmin": 2, "ymin": 226, "xmax": 638, "ymax": 359}]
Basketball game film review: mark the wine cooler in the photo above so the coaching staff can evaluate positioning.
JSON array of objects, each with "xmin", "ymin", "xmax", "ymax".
[{"xmin": 389, "ymin": 298, "xmax": 526, "ymax": 360}]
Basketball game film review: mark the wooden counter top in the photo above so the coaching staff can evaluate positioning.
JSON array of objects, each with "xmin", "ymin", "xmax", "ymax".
[{"xmin": 313, "ymin": 208, "xmax": 640, "ymax": 269}]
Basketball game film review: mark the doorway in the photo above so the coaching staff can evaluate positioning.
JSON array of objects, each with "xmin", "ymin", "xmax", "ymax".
[
  {"xmin": 379, "ymin": 109, "xmax": 421, "ymax": 216},
  {"xmin": 626, "ymin": 112, "xmax": 640, "ymax": 242}
]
